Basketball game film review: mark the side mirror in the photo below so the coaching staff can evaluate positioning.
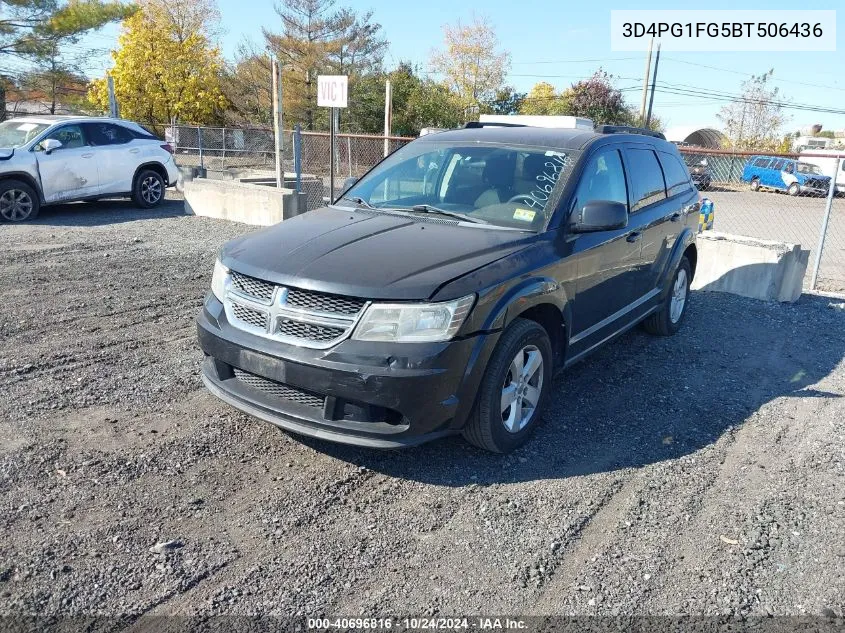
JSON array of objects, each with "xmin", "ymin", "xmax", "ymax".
[
  {"xmin": 342, "ymin": 176, "xmax": 358, "ymax": 191},
  {"xmin": 570, "ymin": 200, "xmax": 628, "ymax": 233},
  {"xmin": 41, "ymin": 138, "xmax": 62, "ymax": 154},
  {"xmin": 700, "ymin": 158, "xmax": 708, "ymax": 166}
]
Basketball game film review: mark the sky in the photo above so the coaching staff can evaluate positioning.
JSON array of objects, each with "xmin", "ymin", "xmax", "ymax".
[{"xmin": 76, "ymin": 0, "xmax": 844, "ymax": 134}]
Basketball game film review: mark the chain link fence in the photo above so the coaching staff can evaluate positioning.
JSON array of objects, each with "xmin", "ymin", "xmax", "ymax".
[
  {"xmin": 162, "ymin": 123, "xmax": 844, "ymax": 294},
  {"xmin": 678, "ymin": 147, "xmax": 845, "ymax": 293}
]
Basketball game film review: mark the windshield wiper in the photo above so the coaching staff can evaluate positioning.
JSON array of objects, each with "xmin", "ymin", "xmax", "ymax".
[
  {"xmin": 410, "ymin": 204, "xmax": 488, "ymax": 224},
  {"xmin": 339, "ymin": 195, "xmax": 378, "ymax": 210}
]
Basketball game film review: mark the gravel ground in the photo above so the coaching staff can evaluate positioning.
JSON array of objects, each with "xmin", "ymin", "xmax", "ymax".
[{"xmin": 1, "ymin": 199, "xmax": 844, "ymax": 623}]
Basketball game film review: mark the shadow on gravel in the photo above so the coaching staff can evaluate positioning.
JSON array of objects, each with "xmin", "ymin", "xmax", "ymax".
[
  {"xmin": 30, "ymin": 199, "xmax": 185, "ymax": 226},
  {"xmin": 300, "ymin": 292, "xmax": 845, "ymax": 486}
]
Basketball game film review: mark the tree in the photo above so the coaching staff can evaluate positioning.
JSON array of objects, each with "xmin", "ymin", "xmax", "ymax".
[
  {"xmin": 1, "ymin": 0, "xmax": 134, "ymax": 116},
  {"xmin": 559, "ymin": 70, "xmax": 632, "ymax": 125},
  {"xmin": 717, "ymin": 70, "xmax": 790, "ymax": 150},
  {"xmin": 519, "ymin": 82, "xmax": 567, "ymax": 116},
  {"xmin": 221, "ymin": 40, "xmax": 273, "ymax": 127},
  {"xmin": 88, "ymin": 0, "xmax": 228, "ymax": 124},
  {"xmin": 264, "ymin": 0, "xmax": 386, "ymax": 131},
  {"xmin": 429, "ymin": 15, "xmax": 510, "ymax": 112},
  {"xmin": 482, "ymin": 86, "xmax": 525, "ymax": 115}
]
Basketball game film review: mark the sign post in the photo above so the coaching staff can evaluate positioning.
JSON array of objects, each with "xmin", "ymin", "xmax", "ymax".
[{"xmin": 317, "ymin": 75, "xmax": 348, "ymax": 203}]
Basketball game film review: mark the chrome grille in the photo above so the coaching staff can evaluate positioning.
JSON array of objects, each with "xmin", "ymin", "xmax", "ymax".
[
  {"xmin": 224, "ymin": 269, "xmax": 368, "ymax": 349},
  {"xmin": 276, "ymin": 318, "xmax": 346, "ymax": 342},
  {"xmin": 233, "ymin": 368, "xmax": 325, "ymax": 408},
  {"xmin": 231, "ymin": 271, "xmax": 274, "ymax": 304},
  {"xmin": 232, "ymin": 303, "xmax": 268, "ymax": 330},
  {"xmin": 286, "ymin": 288, "xmax": 366, "ymax": 315}
]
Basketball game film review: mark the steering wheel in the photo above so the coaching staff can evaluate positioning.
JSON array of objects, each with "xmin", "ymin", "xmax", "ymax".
[{"xmin": 507, "ymin": 194, "xmax": 539, "ymax": 206}]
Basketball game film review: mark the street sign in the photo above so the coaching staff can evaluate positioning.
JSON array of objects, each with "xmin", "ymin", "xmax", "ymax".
[{"xmin": 317, "ymin": 75, "xmax": 348, "ymax": 108}]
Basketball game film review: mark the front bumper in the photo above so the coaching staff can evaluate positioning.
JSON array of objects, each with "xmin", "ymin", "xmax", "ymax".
[
  {"xmin": 799, "ymin": 184, "xmax": 829, "ymax": 195},
  {"xmin": 197, "ymin": 294, "xmax": 499, "ymax": 448}
]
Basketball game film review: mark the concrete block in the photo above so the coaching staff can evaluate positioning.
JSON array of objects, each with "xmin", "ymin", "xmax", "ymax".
[
  {"xmin": 183, "ymin": 179, "xmax": 308, "ymax": 226},
  {"xmin": 690, "ymin": 231, "xmax": 809, "ymax": 303}
]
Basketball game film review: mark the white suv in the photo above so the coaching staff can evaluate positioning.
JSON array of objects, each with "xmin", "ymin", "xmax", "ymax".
[{"xmin": 0, "ymin": 115, "xmax": 179, "ymax": 222}]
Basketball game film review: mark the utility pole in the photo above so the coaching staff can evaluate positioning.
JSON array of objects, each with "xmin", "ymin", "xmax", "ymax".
[
  {"xmin": 272, "ymin": 58, "xmax": 282, "ymax": 188},
  {"xmin": 645, "ymin": 42, "xmax": 660, "ymax": 129},
  {"xmin": 107, "ymin": 75, "xmax": 119, "ymax": 119},
  {"xmin": 639, "ymin": 38, "xmax": 654, "ymax": 126},
  {"xmin": 383, "ymin": 80, "xmax": 392, "ymax": 157}
]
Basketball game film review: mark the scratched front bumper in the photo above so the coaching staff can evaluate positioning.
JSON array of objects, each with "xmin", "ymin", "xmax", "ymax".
[{"xmin": 196, "ymin": 294, "xmax": 497, "ymax": 448}]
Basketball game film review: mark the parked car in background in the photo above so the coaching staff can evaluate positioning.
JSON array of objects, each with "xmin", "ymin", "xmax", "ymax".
[
  {"xmin": 682, "ymin": 153, "xmax": 712, "ymax": 190},
  {"xmin": 741, "ymin": 155, "xmax": 831, "ymax": 196},
  {"xmin": 197, "ymin": 123, "xmax": 699, "ymax": 454},
  {"xmin": 0, "ymin": 115, "xmax": 178, "ymax": 222},
  {"xmin": 798, "ymin": 148, "xmax": 845, "ymax": 194}
]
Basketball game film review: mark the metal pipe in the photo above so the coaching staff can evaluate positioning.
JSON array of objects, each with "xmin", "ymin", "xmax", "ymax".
[{"xmin": 811, "ymin": 157, "xmax": 840, "ymax": 290}]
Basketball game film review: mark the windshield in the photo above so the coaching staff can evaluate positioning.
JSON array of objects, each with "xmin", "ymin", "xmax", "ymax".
[
  {"xmin": 0, "ymin": 120, "xmax": 50, "ymax": 148},
  {"xmin": 796, "ymin": 162, "xmax": 823, "ymax": 175},
  {"xmin": 342, "ymin": 140, "xmax": 577, "ymax": 230}
]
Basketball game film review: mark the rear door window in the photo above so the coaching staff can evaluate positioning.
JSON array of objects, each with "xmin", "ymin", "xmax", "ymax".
[
  {"xmin": 626, "ymin": 148, "xmax": 667, "ymax": 212},
  {"xmin": 657, "ymin": 152, "xmax": 692, "ymax": 197},
  {"xmin": 84, "ymin": 122, "xmax": 134, "ymax": 146}
]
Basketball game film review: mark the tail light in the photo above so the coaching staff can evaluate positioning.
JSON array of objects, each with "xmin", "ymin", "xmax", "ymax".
[{"xmin": 160, "ymin": 143, "xmax": 174, "ymax": 154}]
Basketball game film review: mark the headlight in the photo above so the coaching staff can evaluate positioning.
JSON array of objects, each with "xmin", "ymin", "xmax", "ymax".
[
  {"xmin": 211, "ymin": 258, "xmax": 230, "ymax": 302},
  {"xmin": 352, "ymin": 295, "xmax": 475, "ymax": 342}
]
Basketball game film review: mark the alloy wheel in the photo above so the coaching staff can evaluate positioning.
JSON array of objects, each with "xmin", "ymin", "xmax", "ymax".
[
  {"xmin": 670, "ymin": 268, "xmax": 688, "ymax": 324},
  {"xmin": 0, "ymin": 189, "xmax": 34, "ymax": 222},
  {"xmin": 500, "ymin": 344, "xmax": 544, "ymax": 433},
  {"xmin": 141, "ymin": 176, "xmax": 162, "ymax": 204}
]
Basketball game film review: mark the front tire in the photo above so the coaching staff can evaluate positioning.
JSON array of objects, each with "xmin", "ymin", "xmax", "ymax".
[
  {"xmin": 0, "ymin": 179, "xmax": 40, "ymax": 222},
  {"xmin": 787, "ymin": 182, "xmax": 800, "ymax": 196},
  {"xmin": 749, "ymin": 178, "xmax": 760, "ymax": 192},
  {"xmin": 643, "ymin": 256, "xmax": 691, "ymax": 337},
  {"xmin": 463, "ymin": 318, "xmax": 553, "ymax": 453},
  {"xmin": 132, "ymin": 169, "xmax": 165, "ymax": 208}
]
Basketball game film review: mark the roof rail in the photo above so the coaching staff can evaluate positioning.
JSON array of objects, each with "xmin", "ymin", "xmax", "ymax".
[
  {"xmin": 463, "ymin": 121, "xmax": 527, "ymax": 129},
  {"xmin": 597, "ymin": 125, "xmax": 666, "ymax": 140}
]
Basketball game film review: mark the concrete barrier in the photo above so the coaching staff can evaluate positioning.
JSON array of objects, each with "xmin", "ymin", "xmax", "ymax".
[
  {"xmin": 183, "ymin": 178, "xmax": 308, "ymax": 226},
  {"xmin": 691, "ymin": 231, "xmax": 809, "ymax": 303}
]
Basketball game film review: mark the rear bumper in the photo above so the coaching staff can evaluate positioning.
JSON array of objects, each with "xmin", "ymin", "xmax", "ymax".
[
  {"xmin": 196, "ymin": 294, "xmax": 498, "ymax": 448},
  {"xmin": 164, "ymin": 156, "xmax": 179, "ymax": 187}
]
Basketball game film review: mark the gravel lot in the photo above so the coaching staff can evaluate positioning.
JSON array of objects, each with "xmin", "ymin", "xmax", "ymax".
[{"xmin": 1, "ymin": 199, "xmax": 844, "ymax": 623}]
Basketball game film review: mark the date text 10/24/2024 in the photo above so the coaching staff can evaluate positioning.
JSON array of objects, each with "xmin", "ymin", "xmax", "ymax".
[{"xmin": 307, "ymin": 617, "xmax": 528, "ymax": 630}]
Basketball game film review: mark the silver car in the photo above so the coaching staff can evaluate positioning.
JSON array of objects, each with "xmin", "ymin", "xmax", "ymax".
[{"xmin": 0, "ymin": 115, "xmax": 179, "ymax": 222}]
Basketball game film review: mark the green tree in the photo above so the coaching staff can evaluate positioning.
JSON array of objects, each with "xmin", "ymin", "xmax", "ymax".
[
  {"xmin": 429, "ymin": 15, "xmax": 510, "ymax": 113},
  {"xmin": 264, "ymin": 0, "xmax": 386, "ymax": 131},
  {"xmin": 89, "ymin": 0, "xmax": 228, "ymax": 124},
  {"xmin": 482, "ymin": 86, "xmax": 525, "ymax": 115},
  {"xmin": 221, "ymin": 41, "xmax": 273, "ymax": 127},
  {"xmin": 1, "ymin": 0, "xmax": 134, "ymax": 115}
]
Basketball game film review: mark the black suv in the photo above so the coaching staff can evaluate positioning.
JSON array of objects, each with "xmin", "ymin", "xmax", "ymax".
[{"xmin": 197, "ymin": 124, "xmax": 699, "ymax": 453}]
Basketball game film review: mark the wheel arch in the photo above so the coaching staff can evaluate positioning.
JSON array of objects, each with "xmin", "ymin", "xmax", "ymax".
[
  {"xmin": 0, "ymin": 172, "xmax": 44, "ymax": 202},
  {"xmin": 133, "ymin": 162, "xmax": 169, "ymax": 187},
  {"xmin": 658, "ymin": 228, "xmax": 697, "ymax": 294}
]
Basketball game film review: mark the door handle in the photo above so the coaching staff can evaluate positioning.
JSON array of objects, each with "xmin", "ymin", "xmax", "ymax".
[
  {"xmin": 81, "ymin": 153, "xmax": 94, "ymax": 158},
  {"xmin": 626, "ymin": 232, "xmax": 642, "ymax": 243},
  {"xmin": 129, "ymin": 148, "xmax": 140, "ymax": 154},
  {"xmin": 670, "ymin": 212, "xmax": 682, "ymax": 222}
]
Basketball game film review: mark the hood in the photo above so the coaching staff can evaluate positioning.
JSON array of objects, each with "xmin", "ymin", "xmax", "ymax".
[
  {"xmin": 221, "ymin": 206, "xmax": 536, "ymax": 300},
  {"xmin": 0, "ymin": 148, "xmax": 15, "ymax": 161}
]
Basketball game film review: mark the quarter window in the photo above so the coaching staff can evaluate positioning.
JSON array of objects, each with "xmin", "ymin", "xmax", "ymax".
[
  {"xmin": 626, "ymin": 148, "xmax": 667, "ymax": 211},
  {"xmin": 658, "ymin": 152, "xmax": 691, "ymax": 197},
  {"xmin": 571, "ymin": 149, "xmax": 628, "ymax": 212},
  {"xmin": 753, "ymin": 157, "xmax": 771, "ymax": 168}
]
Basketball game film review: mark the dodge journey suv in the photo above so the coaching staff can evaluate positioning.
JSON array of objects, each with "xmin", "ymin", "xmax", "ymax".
[{"xmin": 197, "ymin": 123, "xmax": 699, "ymax": 453}]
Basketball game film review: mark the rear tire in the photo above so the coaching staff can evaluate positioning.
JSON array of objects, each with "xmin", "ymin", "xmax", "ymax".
[
  {"xmin": 462, "ymin": 318, "xmax": 553, "ymax": 454},
  {"xmin": 787, "ymin": 182, "xmax": 800, "ymax": 196},
  {"xmin": 643, "ymin": 256, "xmax": 691, "ymax": 337},
  {"xmin": 0, "ymin": 179, "xmax": 40, "ymax": 222},
  {"xmin": 749, "ymin": 178, "xmax": 760, "ymax": 192},
  {"xmin": 132, "ymin": 169, "xmax": 165, "ymax": 208}
]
